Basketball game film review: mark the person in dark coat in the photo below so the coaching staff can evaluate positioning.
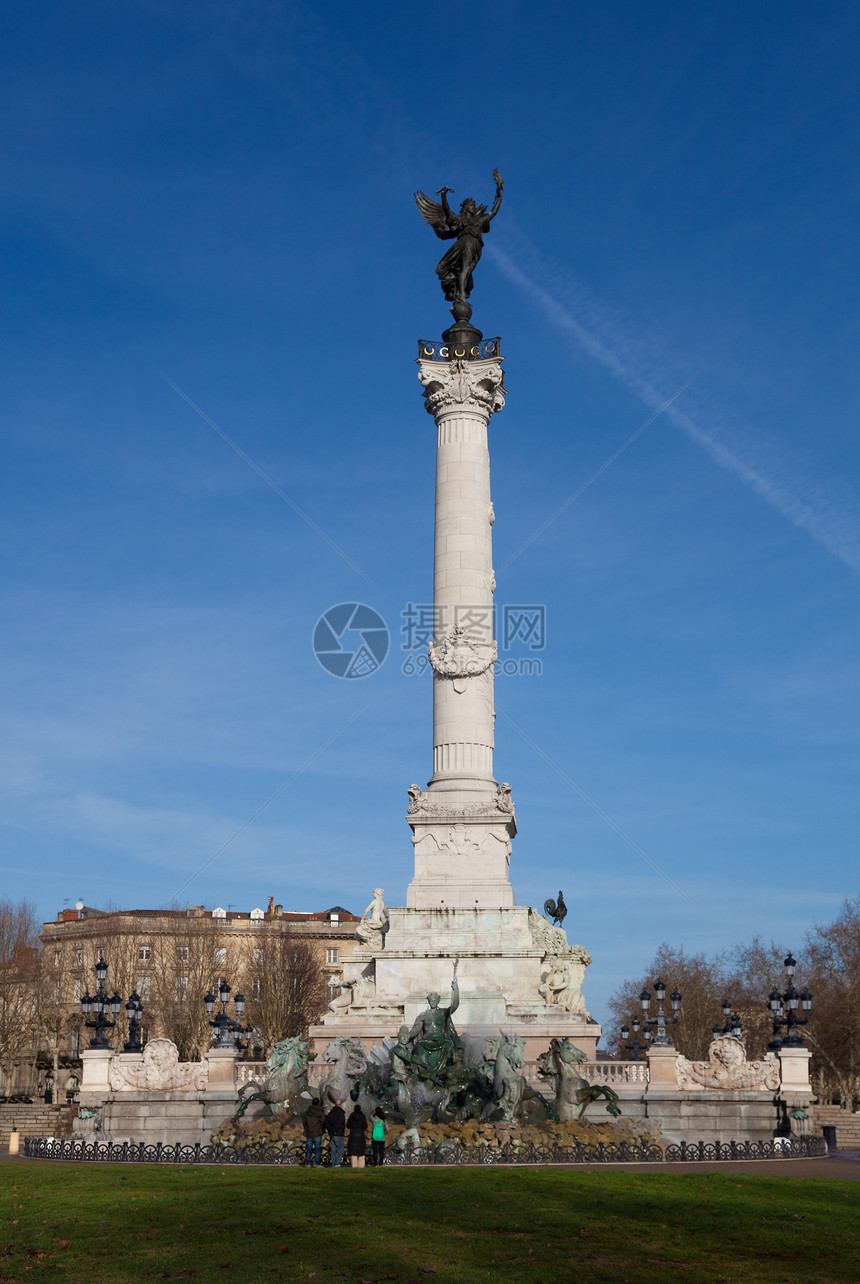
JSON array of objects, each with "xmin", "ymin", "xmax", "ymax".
[
  {"xmin": 303, "ymin": 1096, "xmax": 326, "ymax": 1167},
  {"xmin": 346, "ymin": 1104, "xmax": 367, "ymax": 1169},
  {"xmin": 325, "ymin": 1097, "xmax": 346, "ymax": 1169}
]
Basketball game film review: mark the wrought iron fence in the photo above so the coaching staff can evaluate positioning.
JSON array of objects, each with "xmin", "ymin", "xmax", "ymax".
[{"xmin": 22, "ymin": 1134, "xmax": 826, "ymax": 1166}]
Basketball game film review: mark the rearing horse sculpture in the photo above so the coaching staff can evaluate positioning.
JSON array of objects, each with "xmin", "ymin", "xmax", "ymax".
[
  {"xmin": 232, "ymin": 1037, "xmax": 314, "ymax": 1122},
  {"xmin": 537, "ymin": 1037, "xmax": 621, "ymax": 1120}
]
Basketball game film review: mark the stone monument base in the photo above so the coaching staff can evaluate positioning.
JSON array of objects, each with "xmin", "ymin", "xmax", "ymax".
[
  {"xmin": 310, "ymin": 903, "xmax": 600, "ymax": 1062},
  {"xmin": 93, "ymin": 1091, "xmax": 237, "ymax": 1147}
]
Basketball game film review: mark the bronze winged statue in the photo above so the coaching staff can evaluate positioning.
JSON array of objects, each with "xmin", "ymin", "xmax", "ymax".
[{"xmin": 415, "ymin": 169, "xmax": 504, "ymax": 305}]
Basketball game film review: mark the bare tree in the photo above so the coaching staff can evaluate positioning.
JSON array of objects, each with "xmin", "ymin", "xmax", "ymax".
[
  {"xmin": 34, "ymin": 931, "xmax": 82, "ymax": 1102},
  {"xmin": 606, "ymin": 942, "xmax": 733, "ymax": 1061},
  {"xmin": 804, "ymin": 896, "xmax": 860, "ymax": 1108},
  {"xmin": 150, "ymin": 913, "xmax": 233, "ymax": 1061},
  {"xmin": 240, "ymin": 926, "xmax": 327, "ymax": 1054},
  {"xmin": 0, "ymin": 899, "xmax": 40, "ymax": 1096}
]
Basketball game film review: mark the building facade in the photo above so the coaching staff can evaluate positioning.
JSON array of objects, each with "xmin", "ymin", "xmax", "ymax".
[{"xmin": 34, "ymin": 899, "xmax": 361, "ymax": 1099}]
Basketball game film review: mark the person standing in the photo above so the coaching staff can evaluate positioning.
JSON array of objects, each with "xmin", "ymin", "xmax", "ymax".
[
  {"xmin": 346, "ymin": 1103, "xmax": 367, "ymax": 1169},
  {"xmin": 325, "ymin": 1097, "xmax": 346, "ymax": 1169},
  {"xmin": 370, "ymin": 1108, "xmax": 387, "ymax": 1167},
  {"xmin": 303, "ymin": 1096, "xmax": 326, "ymax": 1168}
]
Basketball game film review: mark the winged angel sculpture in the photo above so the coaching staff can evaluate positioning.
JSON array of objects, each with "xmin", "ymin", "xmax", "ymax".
[{"xmin": 415, "ymin": 169, "xmax": 504, "ymax": 304}]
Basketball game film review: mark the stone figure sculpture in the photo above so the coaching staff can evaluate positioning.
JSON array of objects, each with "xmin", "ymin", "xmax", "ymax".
[
  {"xmin": 415, "ymin": 170, "xmax": 504, "ymax": 304},
  {"xmin": 108, "ymin": 1038, "xmax": 208, "ymax": 1092},
  {"xmin": 495, "ymin": 782, "xmax": 514, "ymax": 814},
  {"xmin": 327, "ymin": 971, "xmax": 353, "ymax": 1014},
  {"xmin": 398, "ymin": 960, "xmax": 463, "ymax": 1087},
  {"xmin": 537, "ymin": 1037, "xmax": 621, "ymax": 1120},
  {"xmin": 543, "ymin": 891, "xmax": 567, "ymax": 928},
  {"xmin": 539, "ymin": 949, "xmax": 590, "ymax": 1016},
  {"xmin": 232, "ymin": 1037, "xmax": 314, "ymax": 1122},
  {"xmin": 675, "ymin": 1036, "xmax": 780, "ymax": 1092},
  {"xmin": 356, "ymin": 888, "xmax": 389, "ymax": 950},
  {"xmin": 406, "ymin": 783, "xmax": 428, "ymax": 814},
  {"xmin": 538, "ymin": 955, "xmax": 566, "ymax": 1006}
]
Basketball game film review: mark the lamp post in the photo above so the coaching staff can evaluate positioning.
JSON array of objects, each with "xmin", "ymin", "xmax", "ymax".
[
  {"xmin": 768, "ymin": 953, "xmax": 813, "ymax": 1050},
  {"xmin": 79, "ymin": 958, "xmax": 122, "ymax": 1050},
  {"xmin": 123, "ymin": 990, "xmax": 144, "ymax": 1053},
  {"xmin": 639, "ymin": 978, "xmax": 682, "ymax": 1048},
  {"xmin": 713, "ymin": 997, "xmax": 743, "ymax": 1041},
  {"xmin": 204, "ymin": 980, "xmax": 252, "ymax": 1051},
  {"xmin": 619, "ymin": 1016, "xmax": 652, "ymax": 1061}
]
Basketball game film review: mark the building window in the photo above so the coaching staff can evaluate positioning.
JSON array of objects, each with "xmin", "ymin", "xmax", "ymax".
[
  {"xmin": 69, "ymin": 1032, "xmax": 79, "ymax": 1057},
  {"xmin": 53, "ymin": 949, "xmax": 61, "ymax": 967},
  {"xmin": 137, "ymin": 975, "xmax": 151, "ymax": 1002},
  {"xmin": 75, "ymin": 949, "xmax": 83, "ymax": 966},
  {"xmin": 174, "ymin": 975, "xmax": 188, "ymax": 1001},
  {"xmin": 53, "ymin": 982, "xmax": 61, "ymax": 1004},
  {"xmin": 325, "ymin": 948, "xmax": 339, "ymax": 966},
  {"xmin": 138, "ymin": 946, "xmax": 151, "ymax": 963},
  {"xmin": 177, "ymin": 946, "xmax": 189, "ymax": 963},
  {"xmin": 251, "ymin": 977, "xmax": 262, "ymax": 1001},
  {"xmin": 214, "ymin": 947, "xmax": 227, "ymax": 967},
  {"xmin": 73, "ymin": 979, "xmax": 81, "ymax": 1003},
  {"xmin": 329, "ymin": 912, "xmax": 340, "ymax": 924},
  {"xmin": 253, "ymin": 948, "xmax": 263, "ymax": 966}
]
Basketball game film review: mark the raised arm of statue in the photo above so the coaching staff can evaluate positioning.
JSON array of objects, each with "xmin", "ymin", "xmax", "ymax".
[
  {"xmin": 488, "ymin": 168, "xmax": 504, "ymax": 221},
  {"xmin": 448, "ymin": 958, "xmax": 460, "ymax": 1015}
]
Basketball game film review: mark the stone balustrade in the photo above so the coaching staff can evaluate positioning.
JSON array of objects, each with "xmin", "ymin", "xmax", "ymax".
[{"xmin": 236, "ymin": 1063, "xmax": 267, "ymax": 1087}]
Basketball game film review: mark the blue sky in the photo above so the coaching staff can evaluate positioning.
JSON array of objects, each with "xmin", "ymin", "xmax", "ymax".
[{"xmin": 2, "ymin": 1, "xmax": 859, "ymax": 1027}]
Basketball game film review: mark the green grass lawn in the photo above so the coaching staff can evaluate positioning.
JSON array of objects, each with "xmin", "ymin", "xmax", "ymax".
[{"xmin": 1, "ymin": 1162, "xmax": 858, "ymax": 1283}]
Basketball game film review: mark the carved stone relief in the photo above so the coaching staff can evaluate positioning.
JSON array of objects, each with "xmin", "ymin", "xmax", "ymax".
[
  {"xmin": 429, "ymin": 625, "xmax": 496, "ymax": 683},
  {"xmin": 108, "ymin": 1038, "xmax": 208, "ymax": 1092},
  {"xmin": 418, "ymin": 359, "xmax": 506, "ymax": 420},
  {"xmin": 675, "ymin": 1036, "xmax": 780, "ymax": 1092},
  {"xmin": 407, "ymin": 782, "xmax": 515, "ymax": 819}
]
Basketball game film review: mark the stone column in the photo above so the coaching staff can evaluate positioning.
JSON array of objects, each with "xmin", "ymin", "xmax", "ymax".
[
  {"xmin": 644, "ymin": 1045, "xmax": 680, "ymax": 1090},
  {"xmin": 420, "ymin": 356, "xmax": 505, "ymax": 794},
  {"xmin": 407, "ymin": 355, "xmax": 516, "ymax": 909},
  {"xmin": 78, "ymin": 1048, "xmax": 113, "ymax": 1101},
  {"xmin": 205, "ymin": 1046, "xmax": 238, "ymax": 1090},
  {"xmin": 777, "ymin": 1045, "xmax": 814, "ymax": 1134}
]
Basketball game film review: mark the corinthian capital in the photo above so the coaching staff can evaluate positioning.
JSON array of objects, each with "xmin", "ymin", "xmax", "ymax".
[{"xmin": 417, "ymin": 357, "xmax": 506, "ymax": 419}]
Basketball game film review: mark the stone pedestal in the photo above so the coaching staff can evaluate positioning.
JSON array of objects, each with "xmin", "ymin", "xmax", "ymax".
[
  {"xmin": 777, "ymin": 1045, "xmax": 812, "ymax": 1095},
  {"xmin": 778, "ymin": 1045, "xmax": 814, "ymax": 1134},
  {"xmin": 205, "ymin": 1047, "xmax": 238, "ymax": 1089},
  {"xmin": 310, "ymin": 904, "xmax": 599, "ymax": 1062},
  {"xmin": 78, "ymin": 1048, "xmax": 113, "ymax": 1105},
  {"xmin": 645, "ymin": 1046, "xmax": 680, "ymax": 1088}
]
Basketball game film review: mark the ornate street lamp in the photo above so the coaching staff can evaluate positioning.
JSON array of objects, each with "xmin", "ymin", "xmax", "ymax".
[
  {"xmin": 123, "ymin": 990, "xmax": 144, "ymax": 1054},
  {"xmin": 768, "ymin": 953, "xmax": 813, "ymax": 1050},
  {"xmin": 80, "ymin": 958, "xmax": 122, "ymax": 1050},
  {"xmin": 619, "ymin": 1016, "xmax": 652, "ymax": 1062},
  {"xmin": 639, "ymin": 978, "xmax": 682, "ymax": 1048},
  {"xmin": 204, "ymin": 981, "xmax": 251, "ymax": 1050},
  {"xmin": 713, "ymin": 997, "xmax": 743, "ymax": 1040}
]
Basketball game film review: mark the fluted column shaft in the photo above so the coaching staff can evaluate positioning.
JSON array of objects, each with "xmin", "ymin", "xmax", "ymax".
[{"xmin": 417, "ymin": 357, "xmax": 506, "ymax": 798}]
